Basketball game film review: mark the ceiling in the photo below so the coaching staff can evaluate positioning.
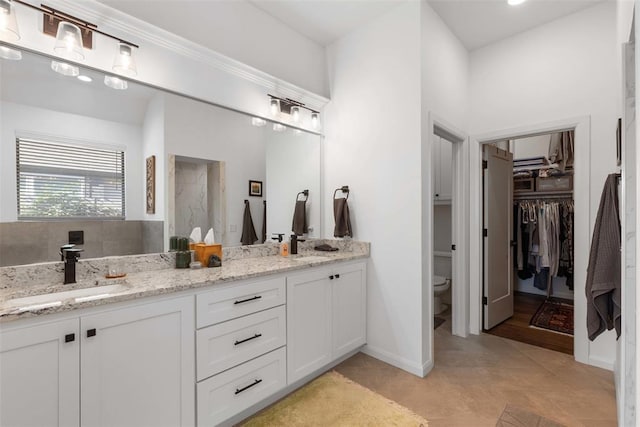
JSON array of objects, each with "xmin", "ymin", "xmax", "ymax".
[{"xmin": 98, "ymin": 0, "xmax": 606, "ymax": 50}]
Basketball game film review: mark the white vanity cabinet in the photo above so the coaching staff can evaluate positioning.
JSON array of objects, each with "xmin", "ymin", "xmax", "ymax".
[
  {"xmin": 432, "ymin": 134, "xmax": 453, "ymax": 202},
  {"xmin": 0, "ymin": 319, "xmax": 80, "ymax": 427},
  {"xmin": 0, "ymin": 295, "xmax": 195, "ymax": 427},
  {"xmin": 196, "ymin": 277, "xmax": 287, "ymax": 427},
  {"xmin": 287, "ymin": 261, "xmax": 367, "ymax": 384}
]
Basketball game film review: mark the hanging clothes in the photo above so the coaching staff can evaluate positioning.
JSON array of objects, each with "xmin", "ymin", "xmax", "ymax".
[{"xmin": 548, "ymin": 131, "xmax": 575, "ymax": 171}]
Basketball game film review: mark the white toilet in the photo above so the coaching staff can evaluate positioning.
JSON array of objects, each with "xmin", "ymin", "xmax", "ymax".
[{"xmin": 433, "ymin": 275, "xmax": 450, "ymax": 315}]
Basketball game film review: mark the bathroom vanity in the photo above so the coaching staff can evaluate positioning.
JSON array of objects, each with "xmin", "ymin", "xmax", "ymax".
[{"xmin": 0, "ymin": 242, "xmax": 368, "ymax": 427}]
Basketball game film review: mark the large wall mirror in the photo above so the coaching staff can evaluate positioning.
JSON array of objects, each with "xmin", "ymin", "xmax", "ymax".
[{"xmin": 0, "ymin": 48, "xmax": 321, "ymax": 266}]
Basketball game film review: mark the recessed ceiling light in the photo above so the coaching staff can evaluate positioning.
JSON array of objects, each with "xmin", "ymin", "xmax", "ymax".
[
  {"xmin": 508, "ymin": 0, "xmax": 527, "ymax": 5},
  {"xmin": 77, "ymin": 75, "xmax": 92, "ymax": 82}
]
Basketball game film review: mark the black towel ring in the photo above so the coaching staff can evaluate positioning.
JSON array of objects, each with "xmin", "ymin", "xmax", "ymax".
[
  {"xmin": 333, "ymin": 186, "xmax": 349, "ymax": 200},
  {"xmin": 296, "ymin": 190, "xmax": 309, "ymax": 202}
]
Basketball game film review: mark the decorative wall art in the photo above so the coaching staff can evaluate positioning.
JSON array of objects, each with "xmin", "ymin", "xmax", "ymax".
[{"xmin": 146, "ymin": 155, "xmax": 156, "ymax": 213}]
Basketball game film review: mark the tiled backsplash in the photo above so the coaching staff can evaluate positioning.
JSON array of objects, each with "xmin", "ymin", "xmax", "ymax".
[{"xmin": 0, "ymin": 220, "xmax": 164, "ymax": 267}]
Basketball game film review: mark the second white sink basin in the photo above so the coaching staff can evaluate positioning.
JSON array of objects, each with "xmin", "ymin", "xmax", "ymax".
[{"xmin": 5, "ymin": 284, "xmax": 130, "ymax": 312}]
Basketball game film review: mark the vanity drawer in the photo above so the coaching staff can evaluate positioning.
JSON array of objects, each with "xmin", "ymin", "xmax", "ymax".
[
  {"xmin": 197, "ymin": 347, "xmax": 286, "ymax": 426},
  {"xmin": 197, "ymin": 306, "xmax": 286, "ymax": 381},
  {"xmin": 197, "ymin": 277, "xmax": 285, "ymax": 328}
]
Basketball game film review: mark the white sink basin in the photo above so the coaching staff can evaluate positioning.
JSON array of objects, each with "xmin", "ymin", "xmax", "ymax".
[
  {"xmin": 5, "ymin": 284, "xmax": 130, "ymax": 312},
  {"xmin": 292, "ymin": 256, "xmax": 330, "ymax": 262}
]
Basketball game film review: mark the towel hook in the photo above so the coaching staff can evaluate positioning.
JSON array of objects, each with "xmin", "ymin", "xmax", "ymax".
[
  {"xmin": 333, "ymin": 185, "xmax": 349, "ymax": 200},
  {"xmin": 296, "ymin": 190, "xmax": 309, "ymax": 202}
]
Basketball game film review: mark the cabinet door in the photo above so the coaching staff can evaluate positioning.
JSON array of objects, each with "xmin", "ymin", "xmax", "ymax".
[
  {"xmin": 80, "ymin": 296, "xmax": 195, "ymax": 427},
  {"xmin": 438, "ymin": 137, "xmax": 453, "ymax": 201},
  {"xmin": 0, "ymin": 319, "xmax": 80, "ymax": 427},
  {"xmin": 287, "ymin": 268, "xmax": 332, "ymax": 384},
  {"xmin": 332, "ymin": 263, "xmax": 367, "ymax": 358}
]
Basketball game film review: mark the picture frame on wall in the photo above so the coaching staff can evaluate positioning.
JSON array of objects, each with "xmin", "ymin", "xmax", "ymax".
[
  {"xmin": 249, "ymin": 180, "xmax": 263, "ymax": 197},
  {"xmin": 146, "ymin": 155, "xmax": 156, "ymax": 214}
]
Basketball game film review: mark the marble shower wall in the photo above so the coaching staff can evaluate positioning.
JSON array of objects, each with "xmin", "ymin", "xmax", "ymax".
[{"xmin": 175, "ymin": 161, "xmax": 212, "ymax": 238}]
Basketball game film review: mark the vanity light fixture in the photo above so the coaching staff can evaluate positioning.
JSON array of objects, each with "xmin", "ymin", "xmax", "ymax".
[
  {"xmin": 0, "ymin": 0, "xmax": 19, "ymax": 41},
  {"xmin": 51, "ymin": 60, "xmax": 79, "ymax": 77},
  {"xmin": 104, "ymin": 75, "xmax": 127, "ymax": 90},
  {"xmin": 268, "ymin": 94, "xmax": 320, "ymax": 129},
  {"xmin": 251, "ymin": 117, "xmax": 267, "ymax": 127},
  {"xmin": 53, "ymin": 21, "xmax": 84, "ymax": 60},
  {"xmin": 112, "ymin": 42, "xmax": 137, "ymax": 77},
  {"xmin": 273, "ymin": 123, "xmax": 287, "ymax": 132},
  {"xmin": 0, "ymin": 44, "xmax": 21, "ymax": 60}
]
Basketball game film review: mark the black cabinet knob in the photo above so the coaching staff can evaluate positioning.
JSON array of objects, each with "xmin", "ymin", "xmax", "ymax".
[
  {"xmin": 335, "ymin": 274, "xmax": 340, "ymax": 279},
  {"xmin": 65, "ymin": 333, "xmax": 75, "ymax": 343},
  {"xmin": 87, "ymin": 328, "xmax": 96, "ymax": 338},
  {"xmin": 329, "ymin": 275, "xmax": 334, "ymax": 280}
]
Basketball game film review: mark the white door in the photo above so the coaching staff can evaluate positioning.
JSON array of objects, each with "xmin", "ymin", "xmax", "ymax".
[
  {"xmin": 287, "ymin": 268, "xmax": 332, "ymax": 384},
  {"xmin": 80, "ymin": 296, "xmax": 195, "ymax": 427},
  {"xmin": 483, "ymin": 145, "xmax": 514, "ymax": 329},
  {"xmin": 0, "ymin": 319, "xmax": 80, "ymax": 427},
  {"xmin": 438, "ymin": 138, "xmax": 453, "ymax": 201}
]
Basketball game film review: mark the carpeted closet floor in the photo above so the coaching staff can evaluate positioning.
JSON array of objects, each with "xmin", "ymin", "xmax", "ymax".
[{"xmin": 334, "ymin": 315, "xmax": 616, "ymax": 426}]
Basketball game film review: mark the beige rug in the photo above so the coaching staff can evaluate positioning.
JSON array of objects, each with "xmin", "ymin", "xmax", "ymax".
[
  {"xmin": 241, "ymin": 370, "xmax": 428, "ymax": 426},
  {"xmin": 496, "ymin": 404, "xmax": 565, "ymax": 427}
]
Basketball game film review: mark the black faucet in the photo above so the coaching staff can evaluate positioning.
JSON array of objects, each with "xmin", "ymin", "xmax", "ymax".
[
  {"xmin": 60, "ymin": 245, "xmax": 84, "ymax": 284},
  {"xmin": 271, "ymin": 233, "xmax": 284, "ymax": 242}
]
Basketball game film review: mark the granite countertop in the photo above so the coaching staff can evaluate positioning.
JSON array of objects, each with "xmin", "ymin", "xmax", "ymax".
[{"xmin": 0, "ymin": 245, "xmax": 369, "ymax": 323}]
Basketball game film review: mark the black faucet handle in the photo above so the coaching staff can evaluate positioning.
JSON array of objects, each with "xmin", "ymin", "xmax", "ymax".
[
  {"xmin": 63, "ymin": 247, "xmax": 84, "ymax": 261},
  {"xmin": 271, "ymin": 233, "xmax": 285, "ymax": 242}
]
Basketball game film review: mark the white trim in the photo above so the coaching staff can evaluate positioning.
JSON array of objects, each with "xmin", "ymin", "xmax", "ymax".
[
  {"xmin": 468, "ymin": 116, "xmax": 590, "ymax": 367},
  {"xmin": 361, "ymin": 345, "xmax": 430, "ymax": 377},
  {"xmin": 28, "ymin": 0, "xmax": 330, "ymax": 111},
  {"xmin": 588, "ymin": 355, "xmax": 615, "ymax": 371}
]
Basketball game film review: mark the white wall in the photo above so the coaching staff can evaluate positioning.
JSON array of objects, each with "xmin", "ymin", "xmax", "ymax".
[
  {"xmin": 0, "ymin": 101, "xmax": 143, "ymax": 221},
  {"xmin": 469, "ymin": 1, "xmax": 620, "ymax": 368},
  {"xmin": 325, "ymin": 1, "xmax": 424, "ymax": 375},
  {"xmin": 164, "ymin": 94, "xmax": 266, "ymax": 246},
  {"xmin": 512, "ymin": 134, "xmax": 552, "ymax": 160},
  {"xmin": 265, "ymin": 131, "xmax": 321, "ymax": 239}
]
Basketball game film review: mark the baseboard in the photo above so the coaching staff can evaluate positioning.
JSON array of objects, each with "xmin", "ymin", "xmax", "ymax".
[
  {"xmin": 361, "ymin": 344, "xmax": 427, "ymax": 377},
  {"xmin": 588, "ymin": 355, "xmax": 614, "ymax": 371}
]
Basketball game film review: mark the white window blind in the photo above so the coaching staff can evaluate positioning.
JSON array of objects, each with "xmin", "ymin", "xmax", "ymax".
[{"xmin": 16, "ymin": 138, "xmax": 125, "ymax": 219}]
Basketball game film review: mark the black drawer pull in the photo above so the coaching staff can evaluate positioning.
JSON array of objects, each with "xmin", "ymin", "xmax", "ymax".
[
  {"xmin": 65, "ymin": 333, "xmax": 75, "ymax": 343},
  {"xmin": 234, "ymin": 295, "xmax": 262, "ymax": 305},
  {"xmin": 87, "ymin": 329, "xmax": 96, "ymax": 338},
  {"xmin": 329, "ymin": 275, "xmax": 334, "ymax": 280},
  {"xmin": 234, "ymin": 333, "xmax": 262, "ymax": 346},
  {"xmin": 335, "ymin": 274, "xmax": 340, "ymax": 279},
  {"xmin": 235, "ymin": 378, "xmax": 262, "ymax": 395}
]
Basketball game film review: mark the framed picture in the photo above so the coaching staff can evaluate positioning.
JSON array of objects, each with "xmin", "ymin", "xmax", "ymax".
[
  {"xmin": 249, "ymin": 180, "xmax": 263, "ymax": 197},
  {"xmin": 146, "ymin": 155, "xmax": 156, "ymax": 214},
  {"xmin": 616, "ymin": 117, "xmax": 622, "ymax": 167}
]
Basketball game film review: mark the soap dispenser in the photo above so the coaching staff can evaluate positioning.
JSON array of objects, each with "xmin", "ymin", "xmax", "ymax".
[
  {"xmin": 290, "ymin": 234, "xmax": 298, "ymax": 255},
  {"xmin": 280, "ymin": 240, "xmax": 289, "ymax": 257}
]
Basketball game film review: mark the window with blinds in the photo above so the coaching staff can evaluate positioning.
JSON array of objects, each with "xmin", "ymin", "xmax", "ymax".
[{"xmin": 16, "ymin": 138, "xmax": 125, "ymax": 219}]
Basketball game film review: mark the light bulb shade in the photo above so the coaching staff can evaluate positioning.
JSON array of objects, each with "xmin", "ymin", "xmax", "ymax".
[
  {"xmin": 273, "ymin": 123, "xmax": 286, "ymax": 132},
  {"xmin": 251, "ymin": 117, "xmax": 267, "ymax": 127},
  {"xmin": 112, "ymin": 43, "xmax": 137, "ymax": 77},
  {"xmin": 291, "ymin": 106, "xmax": 300, "ymax": 122},
  {"xmin": 104, "ymin": 75, "xmax": 128, "ymax": 90},
  {"xmin": 51, "ymin": 60, "xmax": 79, "ymax": 76},
  {"xmin": 54, "ymin": 22, "xmax": 84, "ymax": 60},
  {"xmin": 269, "ymin": 98, "xmax": 279, "ymax": 116},
  {"xmin": 0, "ymin": 0, "xmax": 20, "ymax": 42},
  {"xmin": 311, "ymin": 112, "xmax": 320, "ymax": 129},
  {"xmin": 0, "ymin": 44, "xmax": 21, "ymax": 60}
]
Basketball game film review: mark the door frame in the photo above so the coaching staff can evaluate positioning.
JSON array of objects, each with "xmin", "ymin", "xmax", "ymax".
[
  {"xmin": 468, "ymin": 116, "xmax": 590, "ymax": 365},
  {"xmin": 425, "ymin": 112, "xmax": 469, "ymax": 347}
]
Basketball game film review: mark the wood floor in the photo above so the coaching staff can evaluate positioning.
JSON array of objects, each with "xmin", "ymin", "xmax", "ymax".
[{"xmin": 485, "ymin": 292, "xmax": 573, "ymax": 355}]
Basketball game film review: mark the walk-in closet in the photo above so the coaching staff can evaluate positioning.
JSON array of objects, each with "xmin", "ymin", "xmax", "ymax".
[{"xmin": 483, "ymin": 131, "xmax": 574, "ymax": 355}]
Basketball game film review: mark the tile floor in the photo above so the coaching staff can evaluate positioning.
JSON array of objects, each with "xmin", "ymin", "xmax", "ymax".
[{"xmin": 334, "ymin": 313, "xmax": 616, "ymax": 427}]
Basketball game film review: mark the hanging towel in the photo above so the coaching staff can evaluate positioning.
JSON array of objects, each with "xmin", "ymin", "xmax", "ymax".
[
  {"xmin": 241, "ymin": 200, "xmax": 258, "ymax": 246},
  {"xmin": 333, "ymin": 197, "xmax": 352, "ymax": 238},
  {"xmin": 586, "ymin": 174, "xmax": 621, "ymax": 341},
  {"xmin": 292, "ymin": 200, "xmax": 308, "ymax": 236},
  {"xmin": 261, "ymin": 200, "xmax": 267, "ymax": 244}
]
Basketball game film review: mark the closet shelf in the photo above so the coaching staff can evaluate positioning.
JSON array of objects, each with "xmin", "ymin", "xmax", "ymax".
[{"xmin": 513, "ymin": 191, "xmax": 573, "ymax": 200}]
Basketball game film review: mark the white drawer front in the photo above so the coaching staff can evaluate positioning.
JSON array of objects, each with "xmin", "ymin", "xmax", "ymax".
[
  {"xmin": 197, "ymin": 347, "xmax": 286, "ymax": 426},
  {"xmin": 197, "ymin": 306, "xmax": 286, "ymax": 380},
  {"xmin": 197, "ymin": 277, "xmax": 285, "ymax": 328}
]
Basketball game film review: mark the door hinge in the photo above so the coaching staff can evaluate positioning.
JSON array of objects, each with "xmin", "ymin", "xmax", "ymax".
[
  {"xmin": 483, "ymin": 228, "xmax": 488, "ymax": 237},
  {"xmin": 451, "ymin": 244, "xmax": 456, "ymax": 251},
  {"xmin": 482, "ymin": 296, "xmax": 488, "ymax": 305},
  {"xmin": 482, "ymin": 160, "xmax": 488, "ymax": 169}
]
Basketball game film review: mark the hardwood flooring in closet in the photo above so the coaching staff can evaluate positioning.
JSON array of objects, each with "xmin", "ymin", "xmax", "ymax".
[{"xmin": 484, "ymin": 292, "xmax": 573, "ymax": 355}]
